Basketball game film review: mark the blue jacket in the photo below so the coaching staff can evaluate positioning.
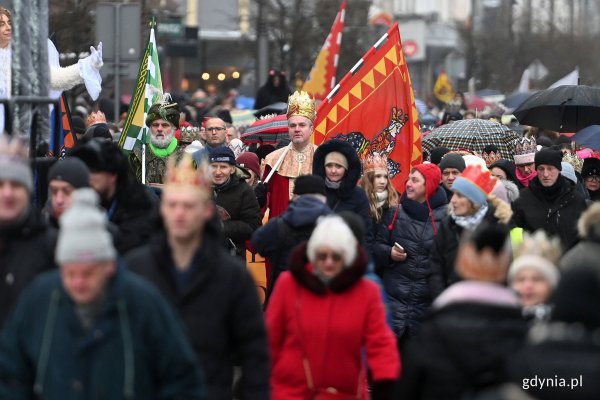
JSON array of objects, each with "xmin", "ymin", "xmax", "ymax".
[
  {"xmin": 374, "ymin": 188, "xmax": 448, "ymax": 339},
  {"xmin": 0, "ymin": 264, "xmax": 204, "ymax": 400}
]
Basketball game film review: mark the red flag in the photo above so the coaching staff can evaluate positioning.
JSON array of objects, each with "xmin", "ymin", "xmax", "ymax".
[
  {"xmin": 302, "ymin": 0, "xmax": 346, "ymax": 100},
  {"xmin": 313, "ymin": 23, "xmax": 422, "ymax": 191}
]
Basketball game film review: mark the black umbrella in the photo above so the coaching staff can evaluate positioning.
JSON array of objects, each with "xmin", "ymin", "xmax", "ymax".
[{"xmin": 513, "ymin": 85, "xmax": 600, "ymax": 132}]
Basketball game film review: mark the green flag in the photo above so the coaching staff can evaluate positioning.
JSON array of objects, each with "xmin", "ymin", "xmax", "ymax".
[{"xmin": 119, "ymin": 18, "xmax": 163, "ymax": 152}]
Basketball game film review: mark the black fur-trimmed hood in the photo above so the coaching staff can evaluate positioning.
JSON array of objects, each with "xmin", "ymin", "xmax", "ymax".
[
  {"xmin": 312, "ymin": 139, "xmax": 362, "ymax": 199},
  {"xmin": 288, "ymin": 242, "xmax": 367, "ymax": 295}
]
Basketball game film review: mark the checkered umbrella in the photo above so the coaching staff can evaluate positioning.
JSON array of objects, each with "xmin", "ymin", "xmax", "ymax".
[{"xmin": 422, "ymin": 118, "xmax": 520, "ymax": 160}]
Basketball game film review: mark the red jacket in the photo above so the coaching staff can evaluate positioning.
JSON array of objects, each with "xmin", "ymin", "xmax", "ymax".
[{"xmin": 266, "ymin": 243, "xmax": 400, "ymax": 399}]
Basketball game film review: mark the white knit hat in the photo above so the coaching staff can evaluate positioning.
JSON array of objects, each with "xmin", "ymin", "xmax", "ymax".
[
  {"xmin": 508, "ymin": 255, "xmax": 559, "ymax": 289},
  {"xmin": 55, "ymin": 188, "xmax": 116, "ymax": 265},
  {"xmin": 307, "ymin": 215, "xmax": 357, "ymax": 267}
]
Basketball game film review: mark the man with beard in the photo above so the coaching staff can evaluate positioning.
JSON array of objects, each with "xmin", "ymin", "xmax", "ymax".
[{"xmin": 131, "ymin": 99, "xmax": 184, "ymax": 185}]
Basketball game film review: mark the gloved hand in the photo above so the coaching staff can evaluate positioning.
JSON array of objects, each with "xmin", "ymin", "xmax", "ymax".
[
  {"xmin": 89, "ymin": 42, "xmax": 103, "ymax": 69},
  {"xmin": 254, "ymin": 182, "xmax": 268, "ymax": 208}
]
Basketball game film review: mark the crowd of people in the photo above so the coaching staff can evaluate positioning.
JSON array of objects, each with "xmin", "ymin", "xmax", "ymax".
[{"xmin": 1, "ymin": 6, "xmax": 600, "ymax": 398}]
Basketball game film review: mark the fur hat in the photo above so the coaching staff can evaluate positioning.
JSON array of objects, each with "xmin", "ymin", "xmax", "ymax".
[
  {"xmin": 581, "ymin": 157, "xmax": 600, "ymax": 178},
  {"xmin": 55, "ymin": 188, "xmax": 116, "ymax": 265},
  {"xmin": 146, "ymin": 97, "xmax": 181, "ymax": 129},
  {"xmin": 307, "ymin": 215, "xmax": 357, "ymax": 267},
  {"xmin": 455, "ymin": 223, "xmax": 512, "ymax": 283}
]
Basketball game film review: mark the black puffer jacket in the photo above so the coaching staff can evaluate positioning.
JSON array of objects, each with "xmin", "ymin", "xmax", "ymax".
[
  {"xmin": 313, "ymin": 140, "xmax": 374, "ymax": 253},
  {"xmin": 126, "ymin": 220, "xmax": 269, "ymax": 400},
  {"xmin": 428, "ymin": 205, "xmax": 501, "ymax": 299},
  {"xmin": 374, "ymin": 187, "xmax": 447, "ymax": 339},
  {"xmin": 0, "ymin": 208, "xmax": 56, "ymax": 327},
  {"xmin": 512, "ymin": 176, "xmax": 587, "ymax": 250},
  {"xmin": 213, "ymin": 174, "xmax": 261, "ymax": 257},
  {"xmin": 398, "ymin": 283, "xmax": 527, "ymax": 400}
]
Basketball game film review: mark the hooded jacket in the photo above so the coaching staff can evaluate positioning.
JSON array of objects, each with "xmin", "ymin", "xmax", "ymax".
[
  {"xmin": 266, "ymin": 243, "xmax": 399, "ymax": 399},
  {"xmin": 313, "ymin": 140, "xmax": 373, "ymax": 253}
]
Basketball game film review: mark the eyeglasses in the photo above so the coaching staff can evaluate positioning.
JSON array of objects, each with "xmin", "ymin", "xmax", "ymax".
[
  {"xmin": 315, "ymin": 251, "xmax": 343, "ymax": 263},
  {"xmin": 585, "ymin": 175, "xmax": 600, "ymax": 182},
  {"xmin": 206, "ymin": 127, "xmax": 226, "ymax": 132}
]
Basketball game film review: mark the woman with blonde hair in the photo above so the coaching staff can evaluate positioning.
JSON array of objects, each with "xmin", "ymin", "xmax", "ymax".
[{"xmin": 360, "ymin": 153, "xmax": 399, "ymax": 236}]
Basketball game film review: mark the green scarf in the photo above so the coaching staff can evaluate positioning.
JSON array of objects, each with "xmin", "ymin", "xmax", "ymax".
[{"xmin": 149, "ymin": 138, "xmax": 178, "ymax": 158}]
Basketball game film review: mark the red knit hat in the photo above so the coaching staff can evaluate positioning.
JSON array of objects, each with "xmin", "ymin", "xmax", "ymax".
[
  {"xmin": 412, "ymin": 163, "xmax": 441, "ymax": 200},
  {"xmin": 236, "ymin": 152, "xmax": 260, "ymax": 177}
]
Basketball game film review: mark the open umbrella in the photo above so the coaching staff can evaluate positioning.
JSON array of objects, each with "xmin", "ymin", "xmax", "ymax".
[
  {"xmin": 571, "ymin": 125, "xmax": 600, "ymax": 152},
  {"xmin": 502, "ymin": 91, "xmax": 536, "ymax": 110},
  {"xmin": 513, "ymin": 85, "xmax": 600, "ymax": 132},
  {"xmin": 422, "ymin": 118, "xmax": 520, "ymax": 160},
  {"xmin": 240, "ymin": 114, "xmax": 288, "ymax": 145}
]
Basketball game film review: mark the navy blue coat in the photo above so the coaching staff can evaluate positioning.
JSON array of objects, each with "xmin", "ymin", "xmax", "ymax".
[
  {"xmin": 0, "ymin": 265, "xmax": 204, "ymax": 400},
  {"xmin": 374, "ymin": 188, "xmax": 448, "ymax": 339}
]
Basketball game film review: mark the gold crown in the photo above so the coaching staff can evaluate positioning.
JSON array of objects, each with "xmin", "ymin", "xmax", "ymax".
[
  {"xmin": 287, "ymin": 90, "xmax": 316, "ymax": 122},
  {"xmin": 164, "ymin": 154, "xmax": 211, "ymax": 197},
  {"xmin": 86, "ymin": 110, "xmax": 107, "ymax": 127},
  {"xmin": 363, "ymin": 152, "xmax": 388, "ymax": 173},
  {"xmin": 179, "ymin": 126, "xmax": 201, "ymax": 144},
  {"xmin": 562, "ymin": 152, "xmax": 583, "ymax": 173}
]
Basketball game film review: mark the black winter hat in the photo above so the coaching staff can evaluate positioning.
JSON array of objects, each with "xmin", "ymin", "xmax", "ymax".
[
  {"xmin": 551, "ymin": 263, "xmax": 600, "ymax": 330},
  {"xmin": 82, "ymin": 123, "xmax": 112, "ymax": 141},
  {"xmin": 47, "ymin": 158, "xmax": 91, "ymax": 188},
  {"xmin": 581, "ymin": 157, "xmax": 600, "ymax": 178},
  {"xmin": 293, "ymin": 174, "xmax": 326, "ymax": 196},
  {"xmin": 438, "ymin": 153, "xmax": 466, "ymax": 172},
  {"xmin": 71, "ymin": 116, "xmax": 86, "ymax": 136},
  {"xmin": 534, "ymin": 148, "xmax": 562, "ymax": 171},
  {"xmin": 208, "ymin": 146, "xmax": 236, "ymax": 165},
  {"xmin": 430, "ymin": 147, "xmax": 451, "ymax": 165},
  {"xmin": 69, "ymin": 138, "xmax": 128, "ymax": 175}
]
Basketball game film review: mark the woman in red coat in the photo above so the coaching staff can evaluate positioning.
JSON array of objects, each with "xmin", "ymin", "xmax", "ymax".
[{"xmin": 266, "ymin": 215, "xmax": 400, "ymax": 399}]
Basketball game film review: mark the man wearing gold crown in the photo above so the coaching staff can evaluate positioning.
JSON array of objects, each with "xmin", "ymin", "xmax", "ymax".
[
  {"xmin": 126, "ymin": 155, "xmax": 270, "ymax": 399},
  {"xmin": 259, "ymin": 90, "xmax": 318, "ymax": 218},
  {"xmin": 131, "ymin": 99, "xmax": 185, "ymax": 185}
]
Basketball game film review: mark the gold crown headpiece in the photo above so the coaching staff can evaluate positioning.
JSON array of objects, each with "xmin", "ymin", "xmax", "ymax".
[
  {"xmin": 287, "ymin": 90, "xmax": 316, "ymax": 122},
  {"xmin": 164, "ymin": 154, "xmax": 211, "ymax": 197},
  {"xmin": 86, "ymin": 110, "xmax": 107, "ymax": 127},
  {"xmin": 179, "ymin": 126, "xmax": 201, "ymax": 144},
  {"xmin": 363, "ymin": 152, "xmax": 388, "ymax": 173},
  {"xmin": 562, "ymin": 152, "xmax": 583, "ymax": 173}
]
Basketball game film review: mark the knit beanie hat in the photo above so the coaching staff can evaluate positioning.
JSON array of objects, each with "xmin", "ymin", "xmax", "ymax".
[
  {"xmin": 430, "ymin": 147, "xmax": 450, "ymax": 165},
  {"xmin": 412, "ymin": 163, "xmax": 441, "ymax": 200},
  {"xmin": 581, "ymin": 157, "xmax": 600, "ymax": 178},
  {"xmin": 48, "ymin": 158, "xmax": 91, "ymax": 188},
  {"xmin": 508, "ymin": 230, "xmax": 561, "ymax": 289},
  {"xmin": 294, "ymin": 174, "xmax": 326, "ymax": 196},
  {"xmin": 560, "ymin": 162, "xmax": 577, "ymax": 185},
  {"xmin": 208, "ymin": 146, "xmax": 236, "ymax": 165},
  {"xmin": 451, "ymin": 165, "xmax": 497, "ymax": 208},
  {"xmin": 0, "ymin": 137, "xmax": 33, "ymax": 192},
  {"xmin": 324, "ymin": 151, "xmax": 349, "ymax": 170},
  {"xmin": 534, "ymin": 147, "xmax": 562, "ymax": 171},
  {"xmin": 236, "ymin": 152, "xmax": 260, "ymax": 177},
  {"xmin": 55, "ymin": 188, "xmax": 116, "ymax": 265},
  {"xmin": 307, "ymin": 215, "xmax": 357, "ymax": 267},
  {"xmin": 439, "ymin": 153, "xmax": 466, "ymax": 173}
]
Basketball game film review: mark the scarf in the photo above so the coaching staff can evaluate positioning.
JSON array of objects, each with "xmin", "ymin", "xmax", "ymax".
[
  {"xmin": 375, "ymin": 190, "xmax": 388, "ymax": 208},
  {"xmin": 515, "ymin": 168, "xmax": 537, "ymax": 187},
  {"xmin": 149, "ymin": 138, "xmax": 178, "ymax": 158},
  {"xmin": 325, "ymin": 178, "xmax": 341, "ymax": 189},
  {"xmin": 452, "ymin": 202, "xmax": 489, "ymax": 230}
]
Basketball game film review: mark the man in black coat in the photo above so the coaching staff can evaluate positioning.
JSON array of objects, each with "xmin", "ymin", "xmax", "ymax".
[
  {"xmin": 126, "ymin": 155, "xmax": 269, "ymax": 400},
  {"xmin": 512, "ymin": 147, "xmax": 587, "ymax": 250},
  {"xmin": 209, "ymin": 146, "xmax": 261, "ymax": 258},
  {"xmin": 0, "ymin": 138, "xmax": 55, "ymax": 328},
  {"xmin": 70, "ymin": 138, "xmax": 158, "ymax": 254}
]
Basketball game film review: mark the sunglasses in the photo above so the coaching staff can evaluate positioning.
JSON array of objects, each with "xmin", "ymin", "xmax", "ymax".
[{"xmin": 315, "ymin": 252, "xmax": 343, "ymax": 262}]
